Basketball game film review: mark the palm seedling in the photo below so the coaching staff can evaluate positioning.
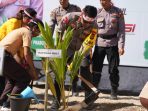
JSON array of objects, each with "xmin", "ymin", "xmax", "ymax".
[
  {"xmin": 38, "ymin": 22, "xmax": 97, "ymax": 110},
  {"xmin": 38, "ymin": 22, "xmax": 74, "ymax": 110}
]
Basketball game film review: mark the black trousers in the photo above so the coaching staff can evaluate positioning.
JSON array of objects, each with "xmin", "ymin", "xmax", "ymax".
[
  {"xmin": 0, "ymin": 76, "xmax": 5, "ymax": 96},
  {"xmin": 0, "ymin": 52, "xmax": 31, "ymax": 103},
  {"xmin": 92, "ymin": 46, "xmax": 120, "ymax": 88}
]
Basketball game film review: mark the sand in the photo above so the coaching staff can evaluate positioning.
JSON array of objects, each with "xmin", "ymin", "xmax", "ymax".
[{"xmin": 28, "ymin": 86, "xmax": 147, "ymax": 111}]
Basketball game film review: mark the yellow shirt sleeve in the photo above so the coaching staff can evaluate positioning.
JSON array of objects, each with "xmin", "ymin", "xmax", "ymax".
[{"xmin": 0, "ymin": 18, "xmax": 21, "ymax": 41}]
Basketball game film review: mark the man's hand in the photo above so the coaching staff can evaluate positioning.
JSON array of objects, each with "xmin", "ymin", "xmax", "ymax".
[
  {"xmin": 24, "ymin": 46, "xmax": 38, "ymax": 80},
  {"xmin": 118, "ymin": 48, "xmax": 124, "ymax": 56}
]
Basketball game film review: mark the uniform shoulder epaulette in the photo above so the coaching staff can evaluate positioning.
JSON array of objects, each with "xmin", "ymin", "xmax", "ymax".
[
  {"xmin": 71, "ymin": 4, "xmax": 81, "ymax": 11},
  {"xmin": 51, "ymin": 7, "xmax": 59, "ymax": 13},
  {"xmin": 113, "ymin": 6, "xmax": 122, "ymax": 13}
]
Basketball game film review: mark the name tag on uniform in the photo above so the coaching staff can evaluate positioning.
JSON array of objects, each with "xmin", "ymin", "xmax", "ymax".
[
  {"xmin": 97, "ymin": 17, "xmax": 104, "ymax": 23},
  {"xmin": 15, "ymin": 0, "xmax": 30, "ymax": 6},
  {"xmin": 0, "ymin": 47, "xmax": 5, "ymax": 76},
  {"xmin": 97, "ymin": 17, "xmax": 104, "ymax": 28}
]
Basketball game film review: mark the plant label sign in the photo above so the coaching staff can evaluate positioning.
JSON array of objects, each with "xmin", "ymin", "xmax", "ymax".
[
  {"xmin": 0, "ymin": 47, "xmax": 5, "ymax": 76},
  {"xmin": 36, "ymin": 49, "xmax": 62, "ymax": 58}
]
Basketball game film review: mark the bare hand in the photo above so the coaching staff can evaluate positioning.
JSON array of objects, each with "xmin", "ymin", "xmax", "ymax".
[{"xmin": 118, "ymin": 48, "xmax": 124, "ymax": 56}]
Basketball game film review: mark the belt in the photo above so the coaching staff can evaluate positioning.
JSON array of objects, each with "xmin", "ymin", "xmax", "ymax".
[{"xmin": 99, "ymin": 34, "xmax": 117, "ymax": 40}]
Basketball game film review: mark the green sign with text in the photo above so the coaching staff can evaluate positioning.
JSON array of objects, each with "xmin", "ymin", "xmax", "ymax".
[{"xmin": 31, "ymin": 36, "xmax": 45, "ymax": 60}]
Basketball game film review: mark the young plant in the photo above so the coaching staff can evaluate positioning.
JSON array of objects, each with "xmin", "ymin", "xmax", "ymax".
[
  {"xmin": 38, "ymin": 22, "xmax": 74, "ymax": 109},
  {"xmin": 38, "ymin": 22, "xmax": 97, "ymax": 110}
]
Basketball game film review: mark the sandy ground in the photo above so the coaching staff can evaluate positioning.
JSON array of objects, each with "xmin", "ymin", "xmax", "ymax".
[
  {"xmin": 0, "ymin": 85, "xmax": 147, "ymax": 111},
  {"xmin": 27, "ymin": 86, "xmax": 147, "ymax": 111}
]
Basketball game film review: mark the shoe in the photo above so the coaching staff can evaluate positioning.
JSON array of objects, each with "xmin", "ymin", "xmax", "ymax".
[
  {"xmin": 110, "ymin": 94, "xmax": 118, "ymax": 100},
  {"xmin": 50, "ymin": 99, "xmax": 60, "ymax": 111},
  {"xmin": 72, "ymin": 81, "xmax": 78, "ymax": 97},
  {"xmin": 110, "ymin": 88, "xmax": 118, "ymax": 100},
  {"xmin": 1, "ymin": 106, "xmax": 11, "ymax": 111}
]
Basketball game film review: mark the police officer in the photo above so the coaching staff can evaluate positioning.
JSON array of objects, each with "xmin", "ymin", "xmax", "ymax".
[
  {"xmin": 50, "ymin": 5, "xmax": 98, "ymax": 110},
  {"xmin": 49, "ymin": 0, "xmax": 81, "ymax": 96},
  {"xmin": 92, "ymin": 0, "xmax": 125, "ymax": 100},
  {"xmin": 49, "ymin": 0, "xmax": 81, "ymax": 35}
]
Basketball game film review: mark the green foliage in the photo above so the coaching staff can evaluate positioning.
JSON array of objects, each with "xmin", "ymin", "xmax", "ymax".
[
  {"xmin": 144, "ymin": 41, "xmax": 148, "ymax": 59},
  {"xmin": 38, "ymin": 22, "xmax": 54, "ymax": 49},
  {"xmin": 69, "ymin": 51, "xmax": 84, "ymax": 80},
  {"xmin": 38, "ymin": 22, "xmax": 74, "ymax": 108},
  {"xmin": 68, "ymin": 32, "xmax": 97, "ymax": 81},
  {"xmin": 38, "ymin": 21, "xmax": 95, "ymax": 109}
]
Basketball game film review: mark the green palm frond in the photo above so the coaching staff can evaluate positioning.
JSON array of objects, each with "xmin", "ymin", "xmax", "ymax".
[
  {"xmin": 63, "ymin": 27, "xmax": 74, "ymax": 49},
  {"xmin": 38, "ymin": 21, "xmax": 98, "ymax": 110},
  {"xmin": 38, "ymin": 23, "xmax": 74, "ymax": 109},
  {"xmin": 68, "ymin": 29, "xmax": 97, "ymax": 80},
  {"xmin": 38, "ymin": 22, "xmax": 54, "ymax": 49},
  {"xmin": 68, "ymin": 51, "xmax": 84, "ymax": 80}
]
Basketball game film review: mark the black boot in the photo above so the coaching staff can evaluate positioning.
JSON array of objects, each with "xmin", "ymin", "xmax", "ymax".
[
  {"xmin": 50, "ymin": 81, "xmax": 61, "ymax": 110},
  {"xmin": 50, "ymin": 98, "xmax": 60, "ymax": 111},
  {"xmin": 92, "ymin": 72, "xmax": 101, "ymax": 88},
  {"xmin": 72, "ymin": 76, "xmax": 79, "ymax": 96},
  {"xmin": 72, "ymin": 87, "xmax": 79, "ymax": 96},
  {"xmin": 110, "ymin": 87, "xmax": 118, "ymax": 100}
]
